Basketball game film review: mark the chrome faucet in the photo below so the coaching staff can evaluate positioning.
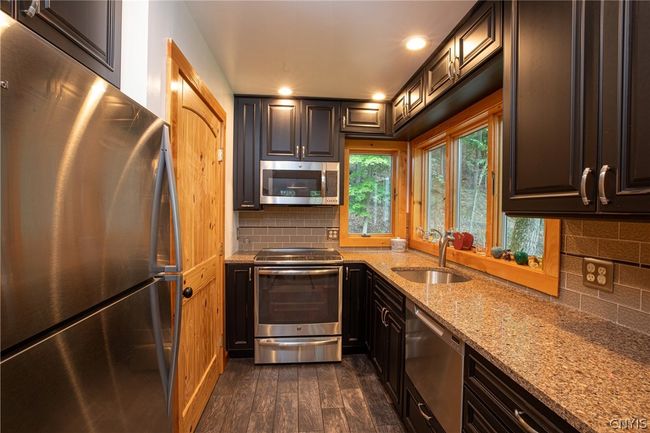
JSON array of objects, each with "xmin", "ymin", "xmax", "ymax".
[{"xmin": 429, "ymin": 229, "xmax": 454, "ymax": 267}]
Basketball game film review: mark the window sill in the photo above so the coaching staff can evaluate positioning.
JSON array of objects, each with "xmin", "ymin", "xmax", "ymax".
[
  {"xmin": 339, "ymin": 235, "xmax": 392, "ymax": 247},
  {"xmin": 408, "ymin": 238, "xmax": 559, "ymax": 296}
]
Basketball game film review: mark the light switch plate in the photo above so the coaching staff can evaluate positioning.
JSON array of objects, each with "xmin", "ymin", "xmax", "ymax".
[
  {"xmin": 582, "ymin": 257, "xmax": 614, "ymax": 292},
  {"xmin": 327, "ymin": 228, "xmax": 339, "ymax": 240}
]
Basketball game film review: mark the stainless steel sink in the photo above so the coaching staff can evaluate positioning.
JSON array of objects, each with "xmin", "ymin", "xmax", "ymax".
[{"xmin": 392, "ymin": 268, "xmax": 469, "ymax": 284}]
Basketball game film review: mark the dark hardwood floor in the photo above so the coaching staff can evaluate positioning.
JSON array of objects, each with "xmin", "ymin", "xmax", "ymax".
[{"xmin": 196, "ymin": 355, "xmax": 405, "ymax": 433}]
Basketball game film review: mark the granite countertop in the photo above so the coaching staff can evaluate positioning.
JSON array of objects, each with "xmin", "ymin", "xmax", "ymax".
[{"xmin": 226, "ymin": 250, "xmax": 650, "ymax": 433}]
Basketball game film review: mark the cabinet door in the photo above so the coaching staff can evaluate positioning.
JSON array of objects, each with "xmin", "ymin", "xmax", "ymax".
[
  {"xmin": 599, "ymin": 0, "xmax": 650, "ymax": 214},
  {"xmin": 370, "ymin": 298, "xmax": 387, "ymax": 377},
  {"xmin": 342, "ymin": 264, "xmax": 366, "ymax": 352},
  {"xmin": 424, "ymin": 39, "xmax": 455, "ymax": 107},
  {"xmin": 454, "ymin": 1, "xmax": 503, "ymax": 80},
  {"xmin": 234, "ymin": 98, "xmax": 261, "ymax": 210},
  {"xmin": 341, "ymin": 102, "xmax": 387, "ymax": 134},
  {"xmin": 406, "ymin": 73, "xmax": 425, "ymax": 118},
  {"xmin": 17, "ymin": 0, "xmax": 121, "ymax": 87},
  {"xmin": 364, "ymin": 269, "xmax": 374, "ymax": 352},
  {"xmin": 261, "ymin": 99, "xmax": 300, "ymax": 160},
  {"xmin": 503, "ymin": 0, "xmax": 599, "ymax": 214},
  {"xmin": 392, "ymin": 92, "xmax": 408, "ymax": 130},
  {"xmin": 384, "ymin": 311, "xmax": 404, "ymax": 412},
  {"xmin": 225, "ymin": 264, "xmax": 254, "ymax": 357},
  {"xmin": 301, "ymin": 100, "xmax": 340, "ymax": 161}
]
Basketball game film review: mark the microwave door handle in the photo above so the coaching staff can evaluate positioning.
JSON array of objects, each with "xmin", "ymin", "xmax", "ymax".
[
  {"xmin": 321, "ymin": 168, "xmax": 327, "ymax": 199},
  {"xmin": 257, "ymin": 269, "xmax": 340, "ymax": 276}
]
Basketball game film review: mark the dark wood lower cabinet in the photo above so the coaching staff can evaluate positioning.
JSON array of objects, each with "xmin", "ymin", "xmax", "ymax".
[
  {"xmin": 464, "ymin": 346, "xmax": 579, "ymax": 433},
  {"xmin": 370, "ymin": 275, "xmax": 405, "ymax": 415},
  {"xmin": 225, "ymin": 264, "xmax": 254, "ymax": 358},
  {"xmin": 342, "ymin": 264, "xmax": 367, "ymax": 354}
]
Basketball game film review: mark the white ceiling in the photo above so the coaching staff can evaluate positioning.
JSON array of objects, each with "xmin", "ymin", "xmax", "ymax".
[{"xmin": 186, "ymin": 1, "xmax": 476, "ymax": 100}]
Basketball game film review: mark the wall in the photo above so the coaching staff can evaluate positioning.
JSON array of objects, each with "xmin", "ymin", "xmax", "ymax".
[
  {"xmin": 121, "ymin": 0, "xmax": 237, "ymax": 255},
  {"xmin": 555, "ymin": 220, "xmax": 650, "ymax": 335},
  {"xmin": 238, "ymin": 207, "xmax": 339, "ymax": 251}
]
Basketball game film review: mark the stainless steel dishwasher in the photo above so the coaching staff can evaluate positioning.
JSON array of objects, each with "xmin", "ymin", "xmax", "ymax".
[{"xmin": 405, "ymin": 300, "xmax": 464, "ymax": 433}]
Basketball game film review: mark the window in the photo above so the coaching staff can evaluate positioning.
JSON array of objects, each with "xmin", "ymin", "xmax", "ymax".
[
  {"xmin": 503, "ymin": 216, "xmax": 545, "ymax": 258},
  {"xmin": 348, "ymin": 154, "xmax": 393, "ymax": 235},
  {"xmin": 409, "ymin": 91, "xmax": 561, "ymax": 296},
  {"xmin": 341, "ymin": 140, "xmax": 407, "ymax": 247},
  {"xmin": 425, "ymin": 145, "xmax": 446, "ymax": 235},
  {"xmin": 455, "ymin": 127, "xmax": 488, "ymax": 247}
]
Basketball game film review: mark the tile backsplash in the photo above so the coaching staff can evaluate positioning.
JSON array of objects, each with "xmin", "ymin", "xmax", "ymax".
[
  {"xmin": 237, "ymin": 206, "xmax": 339, "ymax": 251},
  {"xmin": 558, "ymin": 219, "xmax": 650, "ymax": 335}
]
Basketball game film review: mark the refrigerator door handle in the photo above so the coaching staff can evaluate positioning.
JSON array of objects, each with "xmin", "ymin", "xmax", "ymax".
[
  {"xmin": 149, "ymin": 278, "xmax": 170, "ymax": 402},
  {"xmin": 166, "ymin": 273, "xmax": 183, "ymax": 414},
  {"xmin": 162, "ymin": 125, "xmax": 183, "ymax": 273}
]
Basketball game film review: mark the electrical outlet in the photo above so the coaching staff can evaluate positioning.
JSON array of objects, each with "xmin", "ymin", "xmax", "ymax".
[
  {"xmin": 327, "ymin": 228, "xmax": 339, "ymax": 240},
  {"xmin": 582, "ymin": 257, "xmax": 614, "ymax": 292}
]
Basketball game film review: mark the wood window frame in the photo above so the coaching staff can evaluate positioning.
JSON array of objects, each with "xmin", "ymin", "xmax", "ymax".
[
  {"xmin": 340, "ymin": 139, "xmax": 408, "ymax": 247},
  {"xmin": 409, "ymin": 91, "xmax": 561, "ymax": 296}
]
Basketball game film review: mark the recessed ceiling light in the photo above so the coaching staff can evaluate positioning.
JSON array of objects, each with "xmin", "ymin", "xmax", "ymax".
[
  {"xmin": 405, "ymin": 35, "xmax": 427, "ymax": 51},
  {"xmin": 278, "ymin": 86, "xmax": 293, "ymax": 96},
  {"xmin": 372, "ymin": 92, "xmax": 386, "ymax": 101}
]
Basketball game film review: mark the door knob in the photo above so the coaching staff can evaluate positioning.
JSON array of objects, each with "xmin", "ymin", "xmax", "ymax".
[{"xmin": 182, "ymin": 287, "xmax": 194, "ymax": 298}]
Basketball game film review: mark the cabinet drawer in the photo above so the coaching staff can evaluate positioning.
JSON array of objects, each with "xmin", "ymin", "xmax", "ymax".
[
  {"xmin": 373, "ymin": 275, "xmax": 404, "ymax": 318},
  {"xmin": 463, "ymin": 387, "xmax": 508, "ymax": 433},
  {"xmin": 464, "ymin": 347, "xmax": 578, "ymax": 433},
  {"xmin": 403, "ymin": 375, "xmax": 439, "ymax": 433}
]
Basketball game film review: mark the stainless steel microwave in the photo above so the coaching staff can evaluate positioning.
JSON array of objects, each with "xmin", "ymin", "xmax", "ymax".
[{"xmin": 260, "ymin": 160, "xmax": 340, "ymax": 205}]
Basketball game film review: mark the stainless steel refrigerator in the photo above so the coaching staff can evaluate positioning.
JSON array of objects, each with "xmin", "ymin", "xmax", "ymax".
[{"xmin": 1, "ymin": 14, "xmax": 184, "ymax": 433}]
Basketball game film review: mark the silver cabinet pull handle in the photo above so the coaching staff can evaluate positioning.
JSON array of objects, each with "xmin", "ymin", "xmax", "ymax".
[
  {"xmin": 341, "ymin": 114, "xmax": 346, "ymax": 129},
  {"xmin": 295, "ymin": 145, "xmax": 299, "ymax": 158},
  {"xmin": 447, "ymin": 60, "xmax": 454, "ymax": 81},
  {"xmin": 580, "ymin": 167, "xmax": 592, "ymax": 206},
  {"xmin": 345, "ymin": 266, "xmax": 349, "ymax": 281},
  {"xmin": 22, "ymin": 0, "xmax": 39, "ymax": 17},
  {"xmin": 417, "ymin": 402, "xmax": 433, "ymax": 423},
  {"xmin": 598, "ymin": 165, "xmax": 611, "ymax": 205},
  {"xmin": 240, "ymin": 203, "xmax": 255, "ymax": 208},
  {"xmin": 301, "ymin": 145, "xmax": 306, "ymax": 159},
  {"xmin": 514, "ymin": 409, "xmax": 540, "ymax": 433},
  {"xmin": 454, "ymin": 57, "xmax": 461, "ymax": 78},
  {"xmin": 248, "ymin": 267, "xmax": 252, "ymax": 282}
]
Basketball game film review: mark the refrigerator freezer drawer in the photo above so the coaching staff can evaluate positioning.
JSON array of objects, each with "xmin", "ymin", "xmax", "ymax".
[{"xmin": 0, "ymin": 279, "xmax": 173, "ymax": 433}]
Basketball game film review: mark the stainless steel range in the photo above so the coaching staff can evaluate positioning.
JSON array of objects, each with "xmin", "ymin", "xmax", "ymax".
[{"xmin": 254, "ymin": 248, "xmax": 343, "ymax": 364}]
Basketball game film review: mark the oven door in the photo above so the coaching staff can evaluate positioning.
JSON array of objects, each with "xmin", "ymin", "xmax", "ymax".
[
  {"xmin": 255, "ymin": 266, "xmax": 342, "ymax": 337},
  {"xmin": 259, "ymin": 160, "xmax": 339, "ymax": 205}
]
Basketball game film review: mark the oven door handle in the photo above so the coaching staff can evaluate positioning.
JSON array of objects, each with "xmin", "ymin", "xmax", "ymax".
[
  {"xmin": 257, "ymin": 338, "xmax": 340, "ymax": 347},
  {"xmin": 257, "ymin": 269, "xmax": 340, "ymax": 276}
]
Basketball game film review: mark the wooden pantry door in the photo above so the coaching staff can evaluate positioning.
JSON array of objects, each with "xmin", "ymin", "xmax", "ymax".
[{"xmin": 167, "ymin": 40, "xmax": 226, "ymax": 433}]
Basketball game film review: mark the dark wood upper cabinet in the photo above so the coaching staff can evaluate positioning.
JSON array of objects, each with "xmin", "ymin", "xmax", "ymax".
[
  {"xmin": 503, "ymin": 0, "xmax": 599, "ymax": 215},
  {"xmin": 405, "ymin": 73, "xmax": 425, "ymax": 118},
  {"xmin": 503, "ymin": 0, "xmax": 649, "ymax": 217},
  {"xmin": 301, "ymin": 100, "xmax": 340, "ymax": 161},
  {"xmin": 16, "ymin": 0, "xmax": 122, "ymax": 87},
  {"xmin": 454, "ymin": 1, "xmax": 502, "ymax": 80},
  {"xmin": 425, "ymin": 39, "xmax": 455, "ymax": 106},
  {"xmin": 392, "ymin": 91, "xmax": 408, "ymax": 131},
  {"xmin": 599, "ymin": 0, "xmax": 650, "ymax": 214},
  {"xmin": 234, "ymin": 98, "xmax": 261, "ymax": 210},
  {"xmin": 392, "ymin": 1, "xmax": 502, "ymax": 132},
  {"xmin": 341, "ymin": 101, "xmax": 387, "ymax": 134},
  {"xmin": 261, "ymin": 99, "xmax": 301, "ymax": 160}
]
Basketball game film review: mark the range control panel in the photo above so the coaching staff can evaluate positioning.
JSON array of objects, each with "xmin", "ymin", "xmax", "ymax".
[{"xmin": 582, "ymin": 257, "xmax": 614, "ymax": 292}]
